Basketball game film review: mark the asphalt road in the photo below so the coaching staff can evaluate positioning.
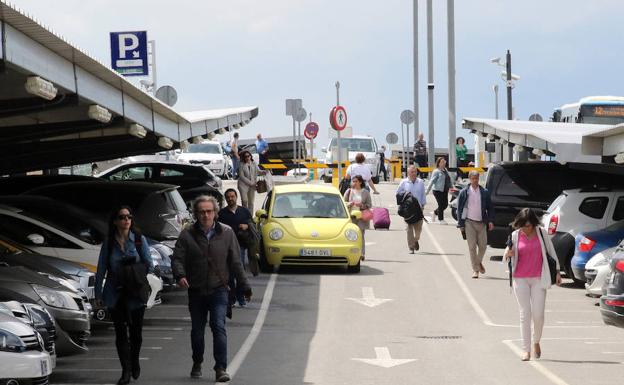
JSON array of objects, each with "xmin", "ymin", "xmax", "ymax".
[{"xmin": 51, "ymin": 180, "xmax": 624, "ymax": 385}]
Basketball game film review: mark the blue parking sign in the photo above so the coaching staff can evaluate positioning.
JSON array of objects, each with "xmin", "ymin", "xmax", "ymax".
[{"xmin": 110, "ymin": 31, "xmax": 148, "ymax": 76}]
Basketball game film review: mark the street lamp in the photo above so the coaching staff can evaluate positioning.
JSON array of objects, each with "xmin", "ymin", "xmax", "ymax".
[{"xmin": 490, "ymin": 50, "xmax": 519, "ymax": 120}]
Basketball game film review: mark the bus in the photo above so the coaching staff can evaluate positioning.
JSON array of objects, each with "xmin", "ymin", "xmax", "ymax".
[{"xmin": 552, "ymin": 96, "xmax": 624, "ymax": 125}]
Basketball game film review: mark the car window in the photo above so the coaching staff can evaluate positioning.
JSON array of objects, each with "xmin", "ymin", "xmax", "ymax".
[
  {"xmin": 108, "ymin": 166, "xmax": 154, "ymax": 180},
  {"xmin": 613, "ymin": 196, "xmax": 624, "ymax": 221},
  {"xmin": 187, "ymin": 143, "xmax": 221, "ymax": 154},
  {"xmin": 0, "ymin": 215, "xmax": 80, "ymax": 249},
  {"xmin": 271, "ymin": 192, "xmax": 347, "ymax": 218},
  {"xmin": 495, "ymin": 173, "xmax": 529, "ymax": 197},
  {"xmin": 579, "ymin": 197, "xmax": 609, "ymax": 219},
  {"xmin": 160, "ymin": 167, "xmax": 184, "ymax": 177}
]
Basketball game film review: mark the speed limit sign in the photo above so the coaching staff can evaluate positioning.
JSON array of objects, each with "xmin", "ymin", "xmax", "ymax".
[{"xmin": 329, "ymin": 105, "xmax": 348, "ymax": 131}]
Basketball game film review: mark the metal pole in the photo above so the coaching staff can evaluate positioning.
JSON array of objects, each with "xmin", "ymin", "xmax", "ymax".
[
  {"xmin": 336, "ymin": 81, "xmax": 342, "ymax": 180},
  {"xmin": 413, "ymin": 0, "xmax": 419, "ymax": 139},
  {"xmin": 401, "ymin": 122, "xmax": 406, "ymax": 176},
  {"xmin": 506, "ymin": 50, "xmax": 512, "ymax": 120},
  {"xmin": 426, "ymin": 0, "xmax": 435, "ymax": 168},
  {"xmin": 493, "ymin": 85, "xmax": 499, "ymax": 119},
  {"xmin": 292, "ymin": 116, "xmax": 296, "ymax": 166},
  {"xmin": 149, "ymin": 40, "xmax": 157, "ymax": 95},
  {"xmin": 447, "ymin": 0, "xmax": 456, "ymax": 169}
]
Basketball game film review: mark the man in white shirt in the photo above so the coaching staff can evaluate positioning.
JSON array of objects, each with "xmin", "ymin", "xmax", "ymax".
[
  {"xmin": 396, "ymin": 166, "xmax": 426, "ymax": 253},
  {"xmin": 345, "ymin": 153, "xmax": 379, "ymax": 194}
]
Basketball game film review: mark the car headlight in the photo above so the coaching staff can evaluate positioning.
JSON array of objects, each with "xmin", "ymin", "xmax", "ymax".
[
  {"xmin": 269, "ymin": 228, "xmax": 284, "ymax": 241},
  {"xmin": 345, "ymin": 229, "xmax": 359, "ymax": 242},
  {"xmin": 31, "ymin": 285, "xmax": 79, "ymax": 310},
  {"xmin": 0, "ymin": 329, "xmax": 27, "ymax": 353},
  {"xmin": 213, "ymin": 159, "xmax": 224, "ymax": 164},
  {"xmin": 39, "ymin": 273, "xmax": 80, "ymax": 293}
]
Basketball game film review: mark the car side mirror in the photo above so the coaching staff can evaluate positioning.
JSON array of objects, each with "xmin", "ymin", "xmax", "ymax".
[
  {"xmin": 255, "ymin": 209, "xmax": 268, "ymax": 220},
  {"xmin": 27, "ymin": 234, "xmax": 45, "ymax": 245},
  {"xmin": 351, "ymin": 210, "xmax": 362, "ymax": 220}
]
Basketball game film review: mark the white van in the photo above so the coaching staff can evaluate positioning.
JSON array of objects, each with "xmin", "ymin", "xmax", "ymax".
[{"xmin": 321, "ymin": 135, "xmax": 380, "ymax": 183}]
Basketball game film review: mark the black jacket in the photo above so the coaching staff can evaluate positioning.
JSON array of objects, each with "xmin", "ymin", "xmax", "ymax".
[
  {"xmin": 172, "ymin": 222, "xmax": 249, "ymax": 296},
  {"xmin": 397, "ymin": 192, "xmax": 424, "ymax": 224}
]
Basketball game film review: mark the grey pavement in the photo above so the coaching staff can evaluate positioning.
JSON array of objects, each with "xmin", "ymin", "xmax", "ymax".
[{"xmin": 51, "ymin": 180, "xmax": 624, "ymax": 385}]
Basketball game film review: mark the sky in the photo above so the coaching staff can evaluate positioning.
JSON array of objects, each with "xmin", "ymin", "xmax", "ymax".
[{"xmin": 8, "ymin": 0, "xmax": 624, "ymax": 150}]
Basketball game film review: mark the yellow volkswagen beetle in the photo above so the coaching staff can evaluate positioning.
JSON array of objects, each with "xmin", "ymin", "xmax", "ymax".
[{"xmin": 255, "ymin": 184, "xmax": 363, "ymax": 273}]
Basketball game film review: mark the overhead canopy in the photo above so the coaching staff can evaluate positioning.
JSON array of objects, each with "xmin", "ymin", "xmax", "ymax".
[
  {"xmin": 581, "ymin": 123, "xmax": 624, "ymax": 157},
  {"xmin": 0, "ymin": 1, "xmax": 258, "ymax": 173}
]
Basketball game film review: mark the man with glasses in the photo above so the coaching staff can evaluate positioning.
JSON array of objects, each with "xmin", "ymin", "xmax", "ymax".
[{"xmin": 172, "ymin": 195, "xmax": 252, "ymax": 382}]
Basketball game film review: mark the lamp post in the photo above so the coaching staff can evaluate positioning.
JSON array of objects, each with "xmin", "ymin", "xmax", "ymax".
[
  {"xmin": 491, "ymin": 51, "xmax": 519, "ymax": 161},
  {"xmin": 492, "ymin": 84, "xmax": 499, "ymax": 119}
]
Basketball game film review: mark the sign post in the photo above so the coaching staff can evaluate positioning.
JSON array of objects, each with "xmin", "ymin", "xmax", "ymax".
[
  {"xmin": 305, "ymin": 121, "xmax": 319, "ymax": 178},
  {"xmin": 286, "ymin": 99, "xmax": 303, "ymax": 170},
  {"xmin": 330, "ymin": 82, "xmax": 347, "ymax": 180},
  {"xmin": 110, "ymin": 31, "xmax": 149, "ymax": 76}
]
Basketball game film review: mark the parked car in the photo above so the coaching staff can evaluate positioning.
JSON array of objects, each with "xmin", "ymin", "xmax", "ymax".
[
  {"xmin": 542, "ymin": 188, "xmax": 624, "ymax": 281},
  {"xmin": 255, "ymin": 184, "xmax": 363, "ymax": 273},
  {"xmin": 0, "ymin": 300, "xmax": 57, "ymax": 367},
  {"xmin": 321, "ymin": 135, "xmax": 381, "ymax": 183},
  {"xmin": 585, "ymin": 246, "xmax": 619, "ymax": 297},
  {"xmin": 0, "ymin": 311, "xmax": 53, "ymax": 384},
  {"xmin": 485, "ymin": 162, "xmax": 624, "ymax": 250},
  {"xmin": 0, "ymin": 266, "xmax": 91, "ymax": 356},
  {"xmin": 176, "ymin": 141, "xmax": 229, "ymax": 178},
  {"xmin": 0, "ymin": 174, "xmax": 98, "ymax": 195},
  {"xmin": 571, "ymin": 221, "xmax": 624, "ymax": 282},
  {"xmin": 600, "ymin": 249, "xmax": 624, "ymax": 329},
  {"xmin": 23, "ymin": 181, "xmax": 192, "ymax": 246},
  {"xmin": 97, "ymin": 160, "xmax": 223, "ymax": 206}
]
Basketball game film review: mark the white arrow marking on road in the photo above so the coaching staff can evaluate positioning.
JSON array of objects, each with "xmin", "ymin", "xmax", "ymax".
[
  {"xmin": 345, "ymin": 287, "xmax": 393, "ymax": 308},
  {"xmin": 352, "ymin": 347, "xmax": 417, "ymax": 368}
]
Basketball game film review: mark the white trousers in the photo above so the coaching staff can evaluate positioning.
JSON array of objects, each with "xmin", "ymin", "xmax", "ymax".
[{"xmin": 513, "ymin": 277, "xmax": 547, "ymax": 352}]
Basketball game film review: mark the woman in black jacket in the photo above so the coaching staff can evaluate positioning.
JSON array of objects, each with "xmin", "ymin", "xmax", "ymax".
[{"xmin": 95, "ymin": 206, "xmax": 153, "ymax": 385}]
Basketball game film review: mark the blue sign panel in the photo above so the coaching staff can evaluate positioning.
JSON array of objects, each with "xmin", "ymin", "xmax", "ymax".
[{"xmin": 110, "ymin": 31, "xmax": 148, "ymax": 76}]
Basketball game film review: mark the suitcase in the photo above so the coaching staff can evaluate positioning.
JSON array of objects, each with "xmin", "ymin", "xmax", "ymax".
[{"xmin": 372, "ymin": 207, "xmax": 391, "ymax": 229}]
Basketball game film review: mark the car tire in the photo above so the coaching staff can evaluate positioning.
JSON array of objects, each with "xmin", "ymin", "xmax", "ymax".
[
  {"xmin": 258, "ymin": 243, "xmax": 274, "ymax": 273},
  {"xmin": 347, "ymin": 261, "xmax": 361, "ymax": 273}
]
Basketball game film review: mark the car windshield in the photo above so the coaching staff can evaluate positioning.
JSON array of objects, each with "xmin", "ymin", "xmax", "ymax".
[
  {"xmin": 271, "ymin": 192, "xmax": 348, "ymax": 219},
  {"xmin": 329, "ymin": 138, "xmax": 375, "ymax": 152},
  {"xmin": 187, "ymin": 143, "xmax": 221, "ymax": 154}
]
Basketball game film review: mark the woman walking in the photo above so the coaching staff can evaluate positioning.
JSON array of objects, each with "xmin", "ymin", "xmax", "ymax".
[
  {"xmin": 344, "ymin": 175, "xmax": 372, "ymax": 261},
  {"xmin": 455, "ymin": 137, "xmax": 468, "ymax": 181},
  {"xmin": 504, "ymin": 208, "xmax": 562, "ymax": 361},
  {"xmin": 95, "ymin": 206, "xmax": 153, "ymax": 384},
  {"xmin": 238, "ymin": 150, "xmax": 261, "ymax": 213},
  {"xmin": 426, "ymin": 157, "xmax": 451, "ymax": 224}
]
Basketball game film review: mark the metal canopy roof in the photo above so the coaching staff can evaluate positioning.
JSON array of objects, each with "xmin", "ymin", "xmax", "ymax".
[{"xmin": 0, "ymin": 1, "xmax": 258, "ymax": 173}]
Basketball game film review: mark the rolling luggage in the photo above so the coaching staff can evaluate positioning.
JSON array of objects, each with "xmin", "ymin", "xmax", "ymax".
[{"xmin": 372, "ymin": 207, "xmax": 391, "ymax": 229}]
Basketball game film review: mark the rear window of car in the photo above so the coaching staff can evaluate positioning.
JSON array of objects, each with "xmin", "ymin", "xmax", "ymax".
[
  {"xmin": 613, "ymin": 196, "xmax": 624, "ymax": 221},
  {"xmin": 167, "ymin": 191, "xmax": 188, "ymax": 212},
  {"xmin": 579, "ymin": 197, "xmax": 609, "ymax": 219},
  {"xmin": 495, "ymin": 173, "xmax": 529, "ymax": 197}
]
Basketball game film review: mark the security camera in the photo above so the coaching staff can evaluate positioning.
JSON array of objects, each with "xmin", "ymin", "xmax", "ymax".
[
  {"xmin": 490, "ymin": 57, "xmax": 502, "ymax": 65},
  {"xmin": 140, "ymin": 80, "xmax": 154, "ymax": 87}
]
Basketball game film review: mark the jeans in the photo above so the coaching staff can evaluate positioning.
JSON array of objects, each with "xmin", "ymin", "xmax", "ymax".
[
  {"xmin": 433, "ymin": 190, "xmax": 449, "ymax": 221},
  {"xmin": 229, "ymin": 247, "xmax": 248, "ymax": 305},
  {"xmin": 231, "ymin": 156, "xmax": 240, "ymax": 178},
  {"xmin": 111, "ymin": 297, "xmax": 145, "ymax": 371},
  {"xmin": 188, "ymin": 288, "xmax": 229, "ymax": 370}
]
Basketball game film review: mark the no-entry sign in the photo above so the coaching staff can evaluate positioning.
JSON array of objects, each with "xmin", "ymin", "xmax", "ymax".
[
  {"xmin": 304, "ymin": 122, "xmax": 319, "ymax": 140},
  {"xmin": 330, "ymin": 105, "xmax": 348, "ymax": 131}
]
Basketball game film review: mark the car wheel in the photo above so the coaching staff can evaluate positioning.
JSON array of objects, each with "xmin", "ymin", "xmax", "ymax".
[
  {"xmin": 258, "ymin": 242, "xmax": 274, "ymax": 273},
  {"xmin": 347, "ymin": 261, "xmax": 361, "ymax": 273}
]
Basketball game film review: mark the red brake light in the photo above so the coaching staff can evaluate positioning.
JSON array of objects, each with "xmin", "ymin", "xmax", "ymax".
[
  {"xmin": 615, "ymin": 260, "xmax": 624, "ymax": 273},
  {"xmin": 605, "ymin": 299, "xmax": 624, "ymax": 307},
  {"xmin": 578, "ymin": 237, "xmax": 596, "ymax": 253},
  {"xmin": 548, "ymin": 215, "xmax": 558, "ymax": 235}
]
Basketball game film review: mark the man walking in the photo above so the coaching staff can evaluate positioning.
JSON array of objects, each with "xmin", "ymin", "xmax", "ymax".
[
  {"xmin": 377, "ymin": 145, "xmax": 389, "ymax": 181},
  {"xmin": 230, "ymin": 132, "xmax": 240, "ymax": 179},
  {"xmin": 456, "ymin": 171, "xmax": 495, "ymax": 279},
  {"xmin": 218, "ymin": 188, "xmax": 255, "ymax": 307},
  {"xmin": 413, "ymin": 132, "xmax": 428, "ymax": 178},
  {"xmin": 396, "ymin": 165, "xmax": 426, "ymax": 253},
  {"xmin": 255, "ymin": 133, "xmax": 269, "ymax": 166},
  {"xmin": 172, "ymin": 195, "xmax": 252, "ymax": 382}
]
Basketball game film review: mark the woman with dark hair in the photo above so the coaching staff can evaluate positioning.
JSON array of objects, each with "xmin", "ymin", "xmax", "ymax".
[
  {"xmin": 426, "ymin": 157, "xmax": 451, "ymax": 224},
  {"xmin": 456, "ymin": 137, "xmax": 468, "ymax": 180},
  {"xmin": 95, "ymin": 206, "xmax": 153, "ymax": 385},
  {"xmin": 504, "ymin": 208, "xmax": 562, "ymax": 361},
  {"xmin": 238, "ymin": 150, "xmax": 260, "ymax": 213},
  {"xmin": 344, "ymin": 175, "xmax": 372, "ymax": 261}
]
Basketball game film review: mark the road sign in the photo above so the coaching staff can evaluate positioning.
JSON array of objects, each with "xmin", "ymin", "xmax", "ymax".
[
  {"xmin": 110, "ymin": 31, "xmax": 148, "ymax": 76},
  {"xmin": 155, "ymin": 85, "xmax": 178, "ymax": 107},
  {"xmin": 330, "ymin": 105, "xmax": 348, "ymax": 131},
  {"xmin": 400, "ymin": 109, "xmax": 415, "ymax": 125},
  {"xmin": 529, "ymin": 113, "xmax": 543, "ymax": 122},
  {"xmin": 285, "ymin": 99, "xmax": 302, "ymax": 116},
  {"xmin": 386, "ymin": 133, "xmax": 399, "ymax": 144},
  {"xmin": 304, "ymin": 122, "xmax": 319, "ymax": 140},
  {"xmin": 295, "ymin": 107, "xmax": 307, "ymax": 122}
]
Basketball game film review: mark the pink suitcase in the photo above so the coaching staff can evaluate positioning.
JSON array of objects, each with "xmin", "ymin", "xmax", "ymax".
[{"xmin": 372, "ymin": 207, "xmax": 391, "ymax": 229}]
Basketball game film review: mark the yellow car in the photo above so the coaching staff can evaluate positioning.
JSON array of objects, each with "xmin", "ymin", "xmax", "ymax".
[{"xmin": 255, "ymin": 184, "xmax": 363, "ymax": 273}]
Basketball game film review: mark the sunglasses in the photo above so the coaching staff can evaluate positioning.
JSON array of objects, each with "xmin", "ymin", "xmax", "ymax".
[
  {"xmin": 196, "ymin": 209, "xmax": 215, "ymax": 215},
  {"xmin": 117, "ymin": 214, "xmax": 133, "ymax": 221}
]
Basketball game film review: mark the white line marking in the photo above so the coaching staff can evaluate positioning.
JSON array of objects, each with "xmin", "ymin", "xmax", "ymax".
[
  {"xmin": 89, "ymin": 346, "xmax": 162, "ymax": 350},
  {"xmin": 228, "ymin": 273, "xmax": 277, "ymax": 379},
  {"xmin": 88, "ymin": 336, "xmax": 173, "ymax": 341},
  {"xmin": 59, "ymin": 357, "xmax": 149, "ymax": 361},
  {"xmin": 502, "ymin": 340, "xmax": 571, "ymax": 385},
  {"xmin": 602, "ymin": 352, "xmax": 624, "ymax": 354},
  {"xmin": 585, "ymin": 341, "xmax": 624, "ymax": 345},
  {"xmin": 351, "ymin": 347, "xmax": 417, "ymax": 368},
  {"xmin": 144, "ymin": 316, "xmax": 192, "ymax": 321}
]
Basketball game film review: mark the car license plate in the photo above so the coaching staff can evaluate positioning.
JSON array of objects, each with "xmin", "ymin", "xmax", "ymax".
[
  {"xmin": 300, "ymin": 249, "xmax": 331, "ymax": 257},
  {"xmin": 41, "ymin": 358, "xmax": 49, "ymax": 375}
]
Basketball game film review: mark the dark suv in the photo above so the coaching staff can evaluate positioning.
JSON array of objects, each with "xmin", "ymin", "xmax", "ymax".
[
  {"xmin": 485, "ymin": 162, "xmax": 624, "ymax": 250},
  {"xmin": 97, "ymin": 161, "xmax": 223, "ymax": 206}
]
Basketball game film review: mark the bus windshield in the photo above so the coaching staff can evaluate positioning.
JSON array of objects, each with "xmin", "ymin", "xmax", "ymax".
[{"xmin": 329, "ymin": 138, "xmax": 375, "ymax": 152}]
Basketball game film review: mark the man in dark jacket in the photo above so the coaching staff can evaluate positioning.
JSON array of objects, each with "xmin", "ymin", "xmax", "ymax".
[
  {"xmin": 172, "ymin": 195, "xmax": 252, "ymax": 382},
  {"xmin": 456, "ymin": 171, "xmax": 495, "ymax": 278},
  {"xmin": 396, "ymin": 166, "xmax": 426, "ymax": 253}
]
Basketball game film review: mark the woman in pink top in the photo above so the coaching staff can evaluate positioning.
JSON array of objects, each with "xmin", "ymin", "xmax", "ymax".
[{"xmin": 504, "ymin": 208, "xmax": 561, "ymax": 361}]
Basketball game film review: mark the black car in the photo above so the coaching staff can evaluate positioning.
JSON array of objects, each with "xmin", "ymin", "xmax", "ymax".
[
  {"xmin": 24, "ymin": 181, "xmax": 191, "ymax": 246},
  {"xmin": 485, "ymin": 162, "xmax": 624, "ymax": 250},
  {"xmin": 0, "ymin": 174, "xmax": 98, "ymax": 195},
  {"xmin": 97, "ymin": 161, "xmax": 224, "ymax": 206},
  {"xmin": 600, "ymin": 248, "xmax": 624, "ymax": 329}
]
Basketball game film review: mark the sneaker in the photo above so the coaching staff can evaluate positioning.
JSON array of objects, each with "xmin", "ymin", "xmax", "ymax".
[
  {"xmin": 215, "ymin": 368, "xmax": 231, "ymax": 382},
  {"xmin": 479, "ymin": 263, "xmax": 486, "ymax": 274},
  {"xmin": 415, "ymin": 241, "xmax": 419, "ymax": 251},
  {"xmin": 190, "ymin": 362, "xmax": 202, "ymax": 378},
  {"xmin": 409, "ymin": 248, "xmax": 415, "ymax": 254}
]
